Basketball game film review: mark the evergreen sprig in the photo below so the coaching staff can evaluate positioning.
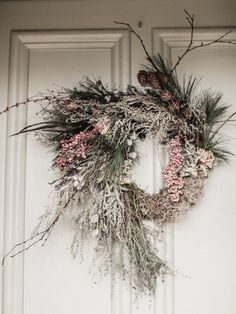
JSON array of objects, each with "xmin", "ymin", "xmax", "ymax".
[
  {"xmin": 200, "ymin": 127, "xmax": 233, "ymax": 162},
  {"xmin": 204, "ymin": 92, "xmax": 229, "ymax": 125}
]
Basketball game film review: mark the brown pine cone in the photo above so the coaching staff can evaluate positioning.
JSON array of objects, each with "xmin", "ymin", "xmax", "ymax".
[
  {"xmin": 182, "ymin": 108, "xmax": 193, "ymax": 120},
  {"xmin": 137, "ymin": 70, "xmax": 148, "ymax": 86},
  {"xmin": 170, "ymin": 101, "xmax": 180, "ymax": 111},
  {"xmin": 147, "ymin": 72, "xmax": 160, "ymax": 89},
  {"xmin": 160, "ymin": 90, "xmax": 173, "ymax": 102}
]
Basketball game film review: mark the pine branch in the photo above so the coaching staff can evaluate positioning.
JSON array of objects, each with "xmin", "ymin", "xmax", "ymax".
[
  {"xmin": 143, "ymin": 54, "xmax": 183, "ymax": 97},
  {"xmin": 201, "ymin": 126, "xmax": 231, "ymax": 161},
  {"xmin": 204, "ymin": 93, "xmax": 229, "ymax": 126}
]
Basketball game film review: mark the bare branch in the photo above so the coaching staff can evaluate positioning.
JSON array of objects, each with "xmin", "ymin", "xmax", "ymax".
[
  {"xmin": 171, "ymin": 10, "xmax": 236, "ymax": 73},
  {"xmin": 171, "ymin": 10, "xmax": 194, "ymax": 73},
  {"xmin": 0, "ymin": 95, "xmax": 47, "ymax": 116},
  {"xmin": 2, "ymin": 197, "xmax": 71, "ymax": 265},
  {"xmin": 0, "ymin": 93, "xmax": 69, "ymax": 117},
  {"xmin": 0, "ymin": 99, "xmax": 28, "ymax": 116},
  {"xmin": 114, "ymin": 20, "xmax": 159, "ymax": 72},
  {"xmin": 211, "ymin": 111, "xmax": 236, "ymax": 140},
  {"xmin": 1, "ymin": 215, "xmax": 59, "ymax": 265}
]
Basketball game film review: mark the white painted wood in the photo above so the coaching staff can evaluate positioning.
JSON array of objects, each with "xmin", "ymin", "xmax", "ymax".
[
  {"xmin": 153, "ymin": 28, "xmax": 236, "ymax": 314},
  {"xmin": 1, "ymin": 33, "xmax": 29, "ymax": 314},
  {"xmin": 0, "ymin": 2, "xmax": 236, "ymax": 314},
  {"xmin": 1, "ymin": 29, "xmax": 131, "ymax": 314}
]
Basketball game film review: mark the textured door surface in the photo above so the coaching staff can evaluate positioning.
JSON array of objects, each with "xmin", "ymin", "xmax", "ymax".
[{"xmin": 1, "ymin": 1, "xmax": 236, "ymax": 314}]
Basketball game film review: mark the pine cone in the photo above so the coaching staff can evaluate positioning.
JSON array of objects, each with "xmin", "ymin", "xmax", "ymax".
[
  {"xmin": 182, "ymin": 108, "xmax": 192, "ymax": 120},
  {"xmin": 147, "ymin": 72, "xmax": 160, "ymax": 89},
  {"xmin": 137, "ymin": 70, "xmax": 148, "ymax": 86},
  {"xmin": 160, "ymin": 90, "xmax": 173, "ymax": 102},
  {"xmin": 170, "ymin": 101, "xmax": 180, "ymax": 111}
]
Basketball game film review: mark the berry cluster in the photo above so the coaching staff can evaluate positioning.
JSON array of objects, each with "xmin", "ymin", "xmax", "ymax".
[
  {"xmin": 55, "ymin": 128, "xmax": 99, "ymax": 170},
  {"xmin": 162, "ymin": 136, "xmax": 184, "ymax": 203}
]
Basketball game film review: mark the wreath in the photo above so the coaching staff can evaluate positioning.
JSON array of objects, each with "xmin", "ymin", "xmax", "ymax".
[{"xmin": 2, "ymin": 11, "xmax": 236, "ymax": 294}]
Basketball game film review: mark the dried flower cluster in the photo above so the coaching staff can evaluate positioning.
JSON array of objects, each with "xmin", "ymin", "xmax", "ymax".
[
  {"xmin": 56, "ymin": 128, "xmax": 99, "ymax": 169},
  {"xmin": 162, "ymin": 136, "xmax": 184, "ymax": 203},
  {"xmin": 197, "ymin": 148, "xmax": 215, "ymax": 169}
]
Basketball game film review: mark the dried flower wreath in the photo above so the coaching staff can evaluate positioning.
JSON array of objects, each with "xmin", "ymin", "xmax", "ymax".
[{"xmin": 2, "ymin": 11, "xmax": 236, "ymax": 294}]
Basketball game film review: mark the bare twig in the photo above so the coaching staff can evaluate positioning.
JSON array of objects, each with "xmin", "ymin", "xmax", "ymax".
[
  {"xmin": 0, "ymin": 93, "xmax": 68, "ymax": 117},
  {"xmin": 171, "ymin": 10, "xmax": 236, "ymax": 73},
  {"xmin": 1, "ymin": 215, "xmax": 59, "ymax": 265},
  {"xmin": 171, "ymin": 10, "xmax": 195, "ymax": 73},
  {"xmin": 0, "ymin": 95, "xmax": 49, "ymax": 116},
  {"xmin": 211, "ymin": 112, "xmax": 236, "ymax": 140},
  {"xmin": 0, "ymin": 99, "xmax": 29, "ymax": 116},
  {"xmin": 2, "ymin": 198, "xmax": 71, "ymax": 265},
  {"xmin": 114, "ymin": 21, "xmax": 159, "ymax": 72}
]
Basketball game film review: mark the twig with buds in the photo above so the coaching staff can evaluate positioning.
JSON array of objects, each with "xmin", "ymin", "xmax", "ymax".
[{"xmin": 171, "ymin": 10, "xmax": 236, "ymax": 73}]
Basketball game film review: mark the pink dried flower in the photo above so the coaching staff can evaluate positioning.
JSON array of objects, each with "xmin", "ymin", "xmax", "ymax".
[
  {"xmin": 55, "ymin": 128, "xmax": 99, "ymax": 170},
  {"xmin": 162, "ymin": 136, "xmax": 184, "ymax": 203}
]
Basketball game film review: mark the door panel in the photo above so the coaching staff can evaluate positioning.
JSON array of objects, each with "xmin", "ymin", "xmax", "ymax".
[
  {"xmin": 153, "ymin": 29, "xmax": 236, "ymax": 314},
  {"xmin": 2, "ymin": 30, "xmax": 133, "ymax": 314},
  {"xmin": 174, "ymin": 46, "xmax": 236, "ymax": 314}
]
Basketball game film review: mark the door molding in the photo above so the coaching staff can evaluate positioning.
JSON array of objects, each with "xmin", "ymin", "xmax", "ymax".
[{"xmin": 2, "ymin": 29, "xmax": 130, "ymax": 314}]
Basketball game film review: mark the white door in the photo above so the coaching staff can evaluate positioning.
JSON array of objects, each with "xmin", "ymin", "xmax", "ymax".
[{"xmin": 1, "ymin": 2, "xmax": 236, "ymax": 314}]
